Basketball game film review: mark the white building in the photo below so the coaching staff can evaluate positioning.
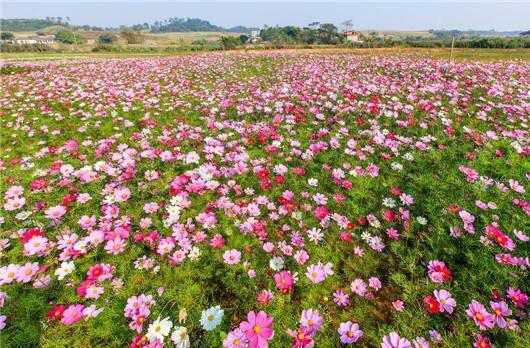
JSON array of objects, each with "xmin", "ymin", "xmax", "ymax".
[
  {"xmin": 343, "ymin": 31, "xmax": 363, "ymax": 43},
  {"xmin": 249, "ymin": 30, "xmax": 261, "ymax": 43}
]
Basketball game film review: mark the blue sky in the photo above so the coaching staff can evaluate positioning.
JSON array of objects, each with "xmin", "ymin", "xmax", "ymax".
[{"xmin": 2, "ymin": 1, "xmax": 529, "ymax": 31}]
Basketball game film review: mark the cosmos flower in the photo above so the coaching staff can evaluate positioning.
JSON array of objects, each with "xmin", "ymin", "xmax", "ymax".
[
  {"xmin": 200, "ymin": 306, "xmax": 224, "ymax": 331},
  {"xmin": 240, "ymin": 311, "xmax": 274, "ymax": 348},
  {"xmin": 337, "ymin": 321, "xmax": 363, "ymax": 344},
  {"xmin": 146, "ymin": 316, "xmax": 173, "ymax": 342}
]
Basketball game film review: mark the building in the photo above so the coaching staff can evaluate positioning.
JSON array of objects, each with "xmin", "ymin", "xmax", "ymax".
[
  {"xmin": 7, "ymin": 36, "xmax": 56, "ymax": 45},
  {"xmin": 343, "ymin": 31, "xmax": 363, "ymax": 43},
  {"xmin": 249, "ymin": 30, "xmax": 261, "ymax": 43}
]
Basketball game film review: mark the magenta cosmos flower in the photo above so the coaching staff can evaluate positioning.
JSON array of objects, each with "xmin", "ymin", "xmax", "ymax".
[
  {"xmin": 381, "ymin": 332, "xmax": 411, "ymax": 348},
  {"xmin": 338, "ymin": 321, "xmax": 363, "ymax": 344},
  {"xmin": 240, "ymin": 311, "xmax": 274, "ymax": 348}
]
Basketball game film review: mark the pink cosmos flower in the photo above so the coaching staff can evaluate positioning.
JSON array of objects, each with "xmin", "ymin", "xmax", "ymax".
[
  {"xmin": 300, "ymin": 309, "xmax": 323, "ymax": 331},
  {"xmin": 45, "ymin": 205, "xmax": 67, "ymax": 220},
  {"xmin": 392, "ymin": 300, "xmax": 405, "ymax": 312},
  {"xmin": 105, "ymin": 238, "xmax": 126, "ymax": 255},
  {"xmin": 274, "ymin": 271, "xmax": 294, "ymax": 294},
  {"xmin": 0, "ymin": 265, "xmax": 20, "ymax": 284},
  {"xmin": 466, "ymin": 300, "xmax": 495, "ymax": 330},
  {"xmin": 434, "ymin": 290, "xmax": 456, "ymax": 314},
  {"xmin": 369, "ymin": 277, "xmax": 382, "ymax": 291},
  {"xmin": 223, "ymin": 328, "xmax": 248, "ymax": 348},
  {"xmin": 337, "ymin": 321, "xmax": 363, "ymax": 344},
  {"xmin": 506, "ymin": 287, "xmax": 528, "ymax": 308},
  {"xmin": 114, "ymin": 187, "xmax": 131, "ymax": 202},
  {"xmin": 490, "ymin": 301, "xmax": 511, "ymax": 328},
  {"xmin": 4, "ymin": 197, "xmax": 25, "ymax": 211},
  {"xmin": 351, "ymin": 279, "xmax": 367, "ymax": 297},
  {"xmin": 381, "ymin": 332, "xmax": 411, "ymax": 348},
  {"xmin": 333, "ymin": 289, "xmax": 350, "ymax": 306},
  {"xmin": 240, "ymin": 311, "xmax": 274, "ymax": 348},
  {"xmin": 61, "ymin": 304, "xmax": 85, "ymax": 325},
  {"xmin": 305, "ymin": 264, "xmax": 325, "ymax": 284},
  {"xmin": 24, "ymin": 236, "xmax": 48, "ymax": 256},
  {"xmin": 15, "ymin": 262, "xmax": 39, "ymax": 283},
  {"xmin": 223, "ymin": 249, "xmax": 242, "ymax": 265}
]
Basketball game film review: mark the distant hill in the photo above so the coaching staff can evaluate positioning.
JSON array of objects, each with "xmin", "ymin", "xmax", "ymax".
[
  {"xmin": 0, "ymin": 18, "xmax": 68, "ymax": 32},
  {"xmin": 149, "ymin": 17, "xmax": 253, "ymax": 33},
  {"xmin": 429, "ymin": 29, "xmax": 522, "ymax": 38}
]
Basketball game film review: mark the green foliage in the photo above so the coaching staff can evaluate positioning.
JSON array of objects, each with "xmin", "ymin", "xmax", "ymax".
[
  {"xmin": 97, "ymin": 33, "xmax": 118, "ymax": 44},
  {"xmin": 54, "ymin": 31, "xmax": 85, "ymax": 45},
  {"xmin": 1, "ymin": 31, "xmax": 14, "ymax": 40},
  {"xmin": 219, "ymin": 35, "xmax": 242, "ymax": 50},
  {"xmin": 120, "ymin": 30, "xmax": 144, "ymax": 44},
  {"xmin": 0, "ymin": 18, "xmax": 63, "ymax": 32},
  {"xmin": 259, "ymin": 23, "xmax": 343, "ymax": 46}
]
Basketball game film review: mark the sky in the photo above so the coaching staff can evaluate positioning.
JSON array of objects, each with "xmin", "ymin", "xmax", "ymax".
[{"xmin": 2, "ymin": 1, "xmax": 530, "ymax": 31}]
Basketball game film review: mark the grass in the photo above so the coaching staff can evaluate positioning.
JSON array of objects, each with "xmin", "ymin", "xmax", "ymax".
[{"xmin": 2, "ymin": 47, "xmax": 530, "ymax": 61}]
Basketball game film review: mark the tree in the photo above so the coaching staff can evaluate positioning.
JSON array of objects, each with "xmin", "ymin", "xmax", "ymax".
[
  {"xmin": 340, "ymin": 20, "xmax": 354, "ymax": 33},
  {"xmin": 318, "ymin": 23, "xmax": 342, "ymax": 44},
  {"xmin": 1, "ymin": 32, "xmax": 14, "ymax": 40},
  {"xmin": 121, "ymin": 30, "xmax": 144, "ymax": 44},
  {"xmin": 97, "ymin": 33, "xmax": 118, "ymax": 44},
  {"xmin": 239, "ymin": 34, "xmax": 249, "ymax": 44},
  {"xmin": 55, "ymin": 31, "xmax": 85, "ymax": 44},
  {"xmin": 219, "ymin": 36, "xmax": 240, "ymax": 50}
]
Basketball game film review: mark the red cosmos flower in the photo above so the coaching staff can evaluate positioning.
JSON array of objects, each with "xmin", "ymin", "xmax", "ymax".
[
  {"xmin": 87, "ymin": 264, "xmax": 104, "ymax": 281},
  {"xmin": 293, "ymin": 167, "xmax": 305, "ymax": 176},
  {"xmin": 423, "ymin": 295, "xmax": 441, "ymax": 314},
  {"xmin": 22, "ymin": 228, "xmax": 45, "ymax": 243},
  {"xmin": 260, "ymin": 180, "xmax": 272, "ymax": 190},
  {"xmin": 383, "ymin": 209, "xmax": 395, "ymax": 221},
  {"xmin": 10, "ymin": 158, "xmax": 22, "ymax": 165},
  {"xmin": 274, "ymin": 175, "xmax": 285, "ymax": 184},
  {"xmin": 48, "ymin": 305, "xmax": 65, "ymax": 321},
  {"xmin": 62, "ymin": 194, "xmax": 77, "ymax": 207},
  {"xmin": 340, "ymin": 232, "xmax": 352, "ymax": 243},
  {"xmin": 357, "ymin": 217, "xmax": 367, "ymax": 226},
  {"xmin": 77, "ymin": 279, "xmax": 94, "ymax": 297},
  {"xmin": 257, "ymin": 169, "xmax": 270, "ymax": 179},
  {"xmin": 347, "ymin": 222, "xmax": 356, "ymax": 230},
  {"xmin": 391, "ymin": 187, "xmax": 402, "ymax": 196}
]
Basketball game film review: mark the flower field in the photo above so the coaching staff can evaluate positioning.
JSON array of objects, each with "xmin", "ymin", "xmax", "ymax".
[{"xmin": 0, "ymin": 53, "xmax": 529, "ymax": 348}]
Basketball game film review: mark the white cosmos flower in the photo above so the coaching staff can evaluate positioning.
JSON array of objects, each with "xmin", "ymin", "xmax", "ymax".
[
  {"xmin": 382, "ymin": 198, "xmax": 396, "ymax": 208},
  {"xmin": 171, "ymin": 326, "xmax": 190, "ymax": 348},
  {"xmin": 308, "ymin": 178, "xmax": 318, "ymax": 187},
  {"xmin": 146, "ymin": 316, "xmax": 173, "ymax": 342},
  {"xmin": 188, "ymin": 246, "xmax": 201, "ymax": 260},
  {"xmin": 55, "ymin": 261, "xmax": 75, "ymax": 280},
  {"xmin": 416, "ymin": 216, "xmax": 428, "ymax": 225},
  {"xmin": 269, "ymin": 256, "xmax": 284, "ymax": 271},
  {"xmin": 199, "ymin": 306, "xmax": 223, "ymax": 331}
]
